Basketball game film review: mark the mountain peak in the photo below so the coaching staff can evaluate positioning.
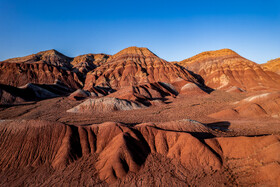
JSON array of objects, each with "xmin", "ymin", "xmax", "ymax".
[
  {"xmin": 178, "ymin": 48, "xmax": 240, "ymax": 67},
  {"xmin": 110, "ymin": 46, "xmax": 158, "ymax": 60},
  {"xmin": 190, "ymin": 48, "xmax": 238, "ymax": 60},
  {"xmin": 36, "ymin": 49, "xmax": 68, "ymax": 58}
]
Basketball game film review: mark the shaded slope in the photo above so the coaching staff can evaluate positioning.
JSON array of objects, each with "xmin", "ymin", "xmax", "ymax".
[
  {"xmin": 71, "ymin": 53, "xmax": 110, "ymax": 77},
  {"xmin": 0, "ymin": 81, "xmax": 73, "ymax": 105},
  {"xmin": 0, "ymin": 62, "xmax": 82, "ymax": 89}
]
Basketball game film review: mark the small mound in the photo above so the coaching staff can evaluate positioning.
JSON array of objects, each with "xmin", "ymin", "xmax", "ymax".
[
  {"xmin": 137, "ymin": 119, "xmax": 212, "ymax": 133},
  {"xmin": 67, "ymin": 97, "xmax": 145, "ymax": 113},
  {"xmin": 242, "ymin": 92, "xmax": 274, "ymax": 103},
  {"xmin": 107, "ymin": 82, "xmax": 178, "ymax": 105},
  {"xmin": 226, "ymin": 86, "xmax": 245, "ymax": 93},
  {"xmin": 68, "ymin": 89, "xmax": 91, "ymax": 100},
  {"xmin": 210, "ymin": 92, "xmax": 280, "ymax": 119},
  {"xmin": 180, "ymin": 83, "xmax": 207, "ymax": 95}
]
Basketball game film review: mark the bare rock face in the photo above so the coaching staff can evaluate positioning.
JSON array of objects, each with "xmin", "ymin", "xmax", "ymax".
[
  {"xmin": 0, "ymin": 62, "xmax": 82, "ymax": 89},
  {"xmin": 209, "ymin": 92, "xmax": 280, "ymax": 119},
  {"xmin": 261, "ymin": 57, "xmax": 280, "ymax": 75},
  {"xmin": 177, "ymin": 49, "xmax": 280, "ymax": 91},
  {"xmin": 71, "ymin": 53, "xmax": 110, "ymax": 76},
  {"xmin": 84, "ymin": 47, "xmax": 203, "ymax": 91},
  {"xmin": 67, "ymin": 97, "xmax": 145, "ymax": 113},
  {"xmin": 0, "ymin": 120, "xmax": 279, "ymax": 186},
  {"xmin": 1, "ymin": 49, "xmax": 72, "ymax": 69}
]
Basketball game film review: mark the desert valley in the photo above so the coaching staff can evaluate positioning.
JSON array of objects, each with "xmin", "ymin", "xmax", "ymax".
[{"xmin": 0, "ymin": 46, "xmax": 279, "ymax": 186}]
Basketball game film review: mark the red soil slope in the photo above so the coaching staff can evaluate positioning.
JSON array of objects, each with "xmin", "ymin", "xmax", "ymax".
[
  {"xmin": 0, "ymin": 62, "xmax": 82, "ymax": 89},
  {"xmin": 71, "ymin": 53, "xmax": 110, "ymax": 76},
  {"xmin": 177, "ymin": 49, "xmax": 280, "ymax": 91},
  {"xmin": 1, "ymin": 49, "xmax": 72, "ymax": 68},
  {"xmin": 209, "ymin": 92, "xmax": 280, "ymax": 119},
  {"xmin": 261, "ymin": 57, "xmax": 280, "ymax": 75},
  {"xmin": 84, "ymin": 47, "xmax": 203, "ymax": 91},
  {"xmin": 0, "ymin": 120, "xmax": 279, "ymax": 186}
]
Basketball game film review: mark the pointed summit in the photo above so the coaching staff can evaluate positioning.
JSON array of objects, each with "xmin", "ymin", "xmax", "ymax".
[
  {"xmin": 108, "ymin": 46, "xmax": 158, "ymax": 61},
  {"xmin": 37, "ymin": 49, "xmax": 60, "ymax": 55},
  {"xmin": 2, "ymin": 49, "xmax": 72, "ymax": 68},
  {"xmin": 84, "ymin": 46, "xmax": 202, "ymax": 90}
]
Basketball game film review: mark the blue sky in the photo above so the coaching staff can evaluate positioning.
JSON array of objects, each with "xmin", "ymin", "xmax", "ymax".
[{"xmin": 0, "ymin": 0, "xmax": 279, "ymax": 63}]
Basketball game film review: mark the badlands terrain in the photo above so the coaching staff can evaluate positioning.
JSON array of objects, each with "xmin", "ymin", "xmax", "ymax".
[{"xmin": 0, "ymin": 47, "xmax": 279, "ymax": 186}]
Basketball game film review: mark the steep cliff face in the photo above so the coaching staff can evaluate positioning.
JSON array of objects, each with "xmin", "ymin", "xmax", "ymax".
[
  {"xmin": 84, "ymin": 47, "xmax": 203, "ymax": 91},
  {"xmin": 178, "ymin": 49, "xmax": 280, "ymax": 91},
  {"xmin": 261, "ymin": 57, "xmax": 280, "ymax": 75}
]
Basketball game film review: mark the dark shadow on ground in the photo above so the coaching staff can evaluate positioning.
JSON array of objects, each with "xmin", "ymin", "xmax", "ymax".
[
  {"xmin": 174, "ymin": 63, "xmax": 214, "ymax": 94},
  {"xmin": 205, "ymin": 121, "xmax": 231, "ymax": 132}
]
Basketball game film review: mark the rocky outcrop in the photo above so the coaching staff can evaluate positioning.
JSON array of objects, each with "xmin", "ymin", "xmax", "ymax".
[
  {"xmin": 84, "ymin": 47, "xmax": 203, "ymax": 91},
  {"xmin": 177, "ymin": 49, "xmax": 280, "ymax": 91}
]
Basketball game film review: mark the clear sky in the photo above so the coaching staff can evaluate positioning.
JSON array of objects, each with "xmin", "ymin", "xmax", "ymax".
[{"xmin": 0, "ymin": 0, "xmax": 279, "ymax": 63}]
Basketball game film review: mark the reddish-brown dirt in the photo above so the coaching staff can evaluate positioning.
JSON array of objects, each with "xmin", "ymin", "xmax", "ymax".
[
  {"xmin": 0, "ymin": 120, "xmax": 279, "ymax": 186},
  {"xmin": 84, "ymin": 47, "xmax": 203, "ymax": 90},
  {"xmin": 0, "ymin": 47, "xmax": 279, "ymax": 186},
  {"xmin": 1, "ymin": 49, "xmax": 73, "ymax": 68},
  {"xmin": 177, "ymin": 49, "xmax": 280, "ymax": 91},
  {"xmin": 0, "ymin": 62, "xmax": 82, "ymax": 89},
  {"xmin": 209, "ymin": 91, "xmax": 280, "ymax": 119},
  {"xmin": 261, "ymin": 57, "xmax": 280, "ymax": 74},
  {"xmin": 71, "ymin": 53, "xmax": 110, "ymax": 76}
]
